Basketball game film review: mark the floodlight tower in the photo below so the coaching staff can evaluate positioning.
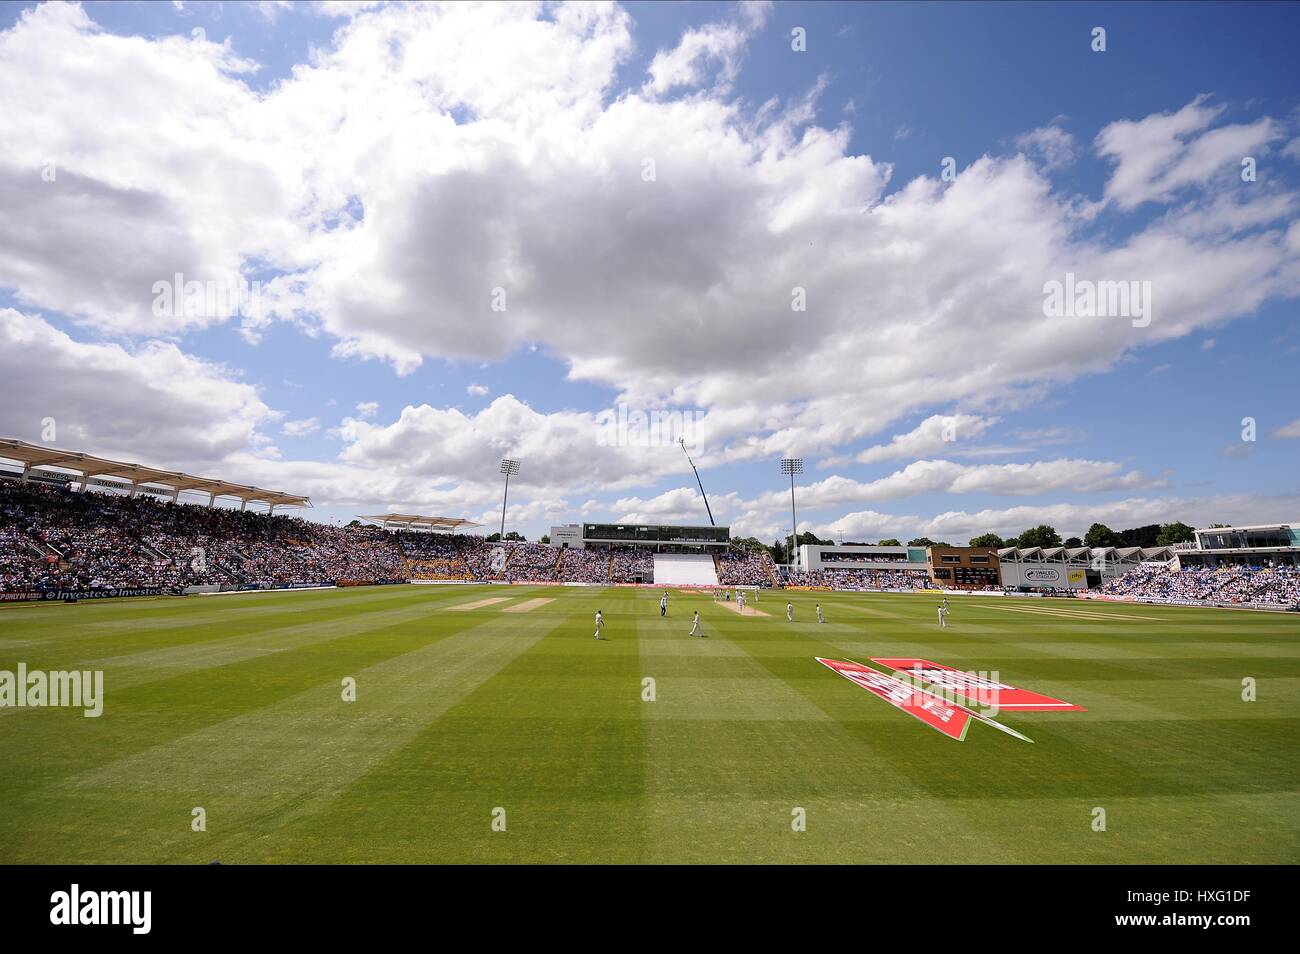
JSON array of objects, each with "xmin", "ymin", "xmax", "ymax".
[
  {"xmin": 678, "ymin": 436, "xmax": 715, "ymax": 527},
  {"xmin": 780, "ymin": 457, "xmax": 803, "ymax": 570},
  {"xmin": 498, "ymin": 458, "xmax": 520, "ymax": 539}
]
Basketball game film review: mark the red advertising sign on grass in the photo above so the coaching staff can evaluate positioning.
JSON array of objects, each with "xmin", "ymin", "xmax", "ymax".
[
  {"xmin": 870, "ymin": 658, "xmax": 1086, "ymax": 712},
  {"xmin": 815, "ymin": 657, "xmax": 972, "ymax": 740}
]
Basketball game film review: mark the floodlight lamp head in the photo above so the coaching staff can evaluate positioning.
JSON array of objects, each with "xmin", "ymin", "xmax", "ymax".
[
  {"xmin": 780, "ymin": 458, "xmax": 803, "ymax": 475},
  {"xmin": 500, "ymin": 458, "xmax": 520, "ymax": 476}
]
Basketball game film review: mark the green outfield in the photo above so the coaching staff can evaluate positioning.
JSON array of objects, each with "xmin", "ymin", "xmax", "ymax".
[{"xmin": 1, "ymin": 584, "xmax": 1296, "ymax": 864}]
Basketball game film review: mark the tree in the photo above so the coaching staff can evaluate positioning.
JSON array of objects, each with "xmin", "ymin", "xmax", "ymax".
[
  {"xmin": 1016, "ymin": 525, "xmax": 1061, "ymax": 548},
  {"xmin": 1119, "ymin": 524, "xmax": 1160, "ymax": 548},
  {"xmin": 877, "ymin": 538, "xmax": 901, "ymax": 547},
  {"xmin": 731, "ymin": 536, "xmax": 771, "ymax": 554},
  {"xmin": 796, "ymin": 530, "xmax": 831, "ymax": 547},
  {"xmin": 770, "ymin": 539, "xmax": 788, "ymax": 564},
  {"xmin": 907, "ymin": 537, "xmax": 950, "ymax": 547},
  {"xmin": 345, "ymin": 519, "xmax": 363, "ymax": 528},
  {"xmin": 1063, "ymin": 537, "xmax": 1083, "ymax": 548},
  {"xmin": 503, "ymin": 531, "xmax": 526, "ymax": 542},
  {"xmin": 484, "ymin": 532, "xmax": 501, "ymax": 543},
  {"xmin": 539, "ymin": 534, "xmax": 550, "ymax": 545},
  {"xmin": 968, "ymin": 532, "xmax": 1004, "ymax": 548},
  {"xmin": 1156, "ymin": 521, "xmax": 1195, "ymax": 546},
  {"xmin": 1083, "ymin": 523, "xmax": 1122, "ymax": 548}
]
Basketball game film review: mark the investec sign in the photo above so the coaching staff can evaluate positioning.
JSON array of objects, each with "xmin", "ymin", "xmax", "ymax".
[{"xmin": 41, "ymin": 587, "xmax": 169, "ymax": 600}]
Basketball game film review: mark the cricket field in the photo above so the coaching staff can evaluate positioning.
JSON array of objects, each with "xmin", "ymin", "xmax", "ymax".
[{"xmin": 1, "ymin": 585, "xmax": 1296, "ymax": 864}]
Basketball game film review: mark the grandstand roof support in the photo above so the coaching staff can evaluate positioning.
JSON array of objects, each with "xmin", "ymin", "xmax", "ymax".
[{"xmin": 0, "ymin": 439, "xmax": 311, "ymax": 510}]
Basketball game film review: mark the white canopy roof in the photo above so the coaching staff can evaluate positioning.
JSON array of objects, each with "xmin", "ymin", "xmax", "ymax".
[{"xmin": 0, "ymin": 438, "xmax": 310, "ymax": 508}]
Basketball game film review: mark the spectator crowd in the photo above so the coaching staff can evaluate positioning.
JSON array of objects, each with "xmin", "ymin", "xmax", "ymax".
[
  {"xmin": 1096, "ymin": 563, "xmax": 1300, "ymax": 607},
  {"xmin": 785, "ymin": 567, "xmax": 932, "ymax": 591}
]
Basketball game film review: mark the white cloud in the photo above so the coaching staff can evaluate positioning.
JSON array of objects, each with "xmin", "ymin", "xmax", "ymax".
[
  {"xmin": 282, "ymin": 417, "xmax": 321, "ymax": 437},
  {"xmin": 1275, "ymin": 418, "xmax": 1300, "ymax": 439},
  {"xmin": 466, "ymin": 383, "xmax": 489, "ymax": 396},
  {"xmin": 1014, "ymin": 123, "xmax": 1077, "ymax": 171},
  {"xmin": 354, "ymin": 401, "xmax": 379, "ymax": 418},
  {"xmin": 644, "ymin": 1, "xmax": 771, "ymax": 96},
  {"xmin": 0, "ymin": 308, "xmax": 275, "ymax": 467},
  {"xmin": 335, "ymin": 394, "xmax": 713, "ymax": 494},
  {"xmin": 1, "ymin": 7, "xmax": 1297, "ymax": 535},
  {"xmin": 811, "ymin": 493, "xmax": 1300, "ymax": 545},
  {"xmin": 1096, "ymin": 96, "xmax": 1283, "ymax": 209},
  {"xmin": 855, "ymin": 414, "xmax": 998, "ymax": 464},
  {"xmin": 748, "ymin": 458, "xmax": 1157, "ymax": 510},
  {"xmin": 4, "ymin": 9, "xmax": 1296, "ymax": 470}
]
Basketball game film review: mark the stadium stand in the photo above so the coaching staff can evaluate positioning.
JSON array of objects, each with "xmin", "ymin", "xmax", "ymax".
[
  {"xmin": 1095, "ymin": 563, "xmax": 1300, "ymax": 607},
  {"xmin": 556, "ymin": 547, "xmax": 610, "ymax": 583},
  {"xmin": 716, "ymin": 547, "xmax": 776, "ymax": 587},
  {"xmin": 610, "ymin": 547, "xmax": 654, "ymax": 583},
  {"xmin": 0, "ymin": 481, "xmax": 402, "ymax": 592},
  {"xmin": 5, "ymin": 476, "xmax": 1295, "ymax": 606},
  {"xmin": 786, "ymin": 568, "xmax": 932, "ymax": 591}
]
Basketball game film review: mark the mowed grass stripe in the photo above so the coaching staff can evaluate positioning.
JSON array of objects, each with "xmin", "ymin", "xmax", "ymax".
[
  {"xmin": 10, "ymin": 614, "xmax": 560, "ymax": 864},
  {"xmin": 738, "ymin": 593, "xmax": 1299, "ymax": 863},
  {"xmin": 261, "ymin": 587, "xmax": 648, "ymax": 863},
  {"xmin": 80, "ymin": 588, "xmax": 473, "ymax": 683},
  {"xmin": 0, "ymin": 585, "xmax": 475, "ymax": 672},
  {"xmin": 2, "ymin": 585, "xmax": 1296, "ymax": 863},
  {"xmin": 635, "ymin": 590, "xmax": 984, "ymax": 863},
  {"xmin": 0, "ymin": 594, "xmax": 504, "ymax": 837}
]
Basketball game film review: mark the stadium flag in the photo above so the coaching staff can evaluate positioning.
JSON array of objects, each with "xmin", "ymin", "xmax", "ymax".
[
  {"xmin": 815, "ymin": 657, "xmax": 972, "ymax": 740},
  {"xmin": 870, "ymin": 658, "xmax": 1086, "ymax": 712}
]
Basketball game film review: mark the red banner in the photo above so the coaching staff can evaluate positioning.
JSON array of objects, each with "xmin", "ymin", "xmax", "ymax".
[
  {"xmin": 815, "ymin": 657, "xmax": 971, "ymax": 740},
  {"xmin": 870, "ymin": 658, "xmax": 1086, "ymax": 712}
]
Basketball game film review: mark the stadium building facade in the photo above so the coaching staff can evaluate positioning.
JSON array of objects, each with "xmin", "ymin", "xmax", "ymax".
[
  {"xmin": 579, "ymin": 523, "xmax": 730, "ymax": 551},
  {"xmin": 997, "ymin": 545, "xmax": 1176, "ymax": 591},
  {"xmin": 797, "ymin": 543, "xmax": 929, "ymax": 572},
  {"xmin": 1176, "ymin": 523, "xmax": 1299, "ymax": 568}
]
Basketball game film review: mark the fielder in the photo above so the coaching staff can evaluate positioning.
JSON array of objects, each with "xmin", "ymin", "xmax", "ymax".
[
  {"xmin": 786, "ymin": 601, "xmax": 794, "ymax": 622},
  {"xmin": 659, "ymin": 592, "xmax": 668, "ymax": 617},
  {"xmin": 688, "ymin": 611, "xmax": 703, "ymax": 637},
  {"xmin": 815, "ymin": 603, "xmax": 824, "ymax": 624},
  {"xmin": 937, "ymin": 604, "xmax": 948, "ymax": 628},
  {"xmin": 594, "ymin": 609, "xmax": 605, "ymax": 639}
]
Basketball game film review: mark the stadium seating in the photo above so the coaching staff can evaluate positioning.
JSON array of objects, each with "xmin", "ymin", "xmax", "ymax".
[
  {"xmin": 786, "ymin": 568, "xmax": 931, "ymax": 591},
  {"xmin": 1096, "ymin": 562, "xmax": 1300, "ymax": 607},
  {"xmin": 6, "ymin": 478, "xmax": 1295, "ymax": 607}
]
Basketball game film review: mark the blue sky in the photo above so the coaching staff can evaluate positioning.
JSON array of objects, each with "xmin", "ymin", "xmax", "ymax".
[{"xmin": 0, "ymin": 1, "xmax": 1297, "ymax": 543}]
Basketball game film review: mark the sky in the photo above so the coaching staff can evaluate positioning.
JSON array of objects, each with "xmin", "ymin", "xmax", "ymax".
[{"xmin": 0, "ymin": 0, "xmax": 1298, "ymax": 545}]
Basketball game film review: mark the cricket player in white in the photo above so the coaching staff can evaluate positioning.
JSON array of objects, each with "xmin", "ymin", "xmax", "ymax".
[
  {"xmin": 659, "ymin": 593, "xmax": 668, "ymax": 617},
  {"xmin": 815, "ymin": 603, "xmax": 823, "ymax": 624},
  {"xmin": 937, "ymin": 604, "xmax": 948, "ymax": 628},
  {"xmin": 594, "ymin": 609, "xmax": 604, "ymax": 639},
  {"xmin": 688, "ymin": 611, "xmax": 703, "ymax": 637},
  {"xmin": 786, "ymin": 602, "xmax": 794, "ymax": 621}
]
